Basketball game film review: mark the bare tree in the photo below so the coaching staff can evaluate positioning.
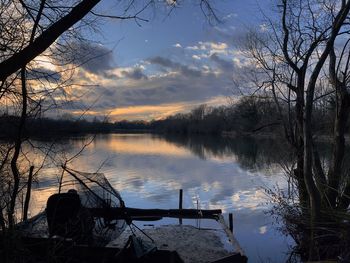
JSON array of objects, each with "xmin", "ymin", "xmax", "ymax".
[
  {"xmin": 244, "ymin": 0, "xmax": 350, "ymax": 260},
  {"xmin": 328, "ymin": 43, "xmax": 350, "ymax": 209}
]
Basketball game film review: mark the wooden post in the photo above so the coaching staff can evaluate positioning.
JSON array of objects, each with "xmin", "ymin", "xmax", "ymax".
[
  {"xmin": 179, "ymin": 189, "xmax": 183, "ymax": 225},
  {"xmin": 229, "ymin": 213, "xmax": 233, "ymax": 233},
  {"xmin": 23, "ymin": 166, "xmax": 34, "ymax": 221}
]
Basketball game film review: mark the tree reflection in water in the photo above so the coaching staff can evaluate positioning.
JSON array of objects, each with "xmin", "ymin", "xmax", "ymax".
[{"xmin": 160, "ymin": 134, "xmax": 350, "ymax": 262}]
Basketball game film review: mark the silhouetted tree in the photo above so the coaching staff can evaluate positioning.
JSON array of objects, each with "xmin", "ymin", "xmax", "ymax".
[{"xmin": 245, "ymin": 0, "xmax": 350, "ymax": 260}]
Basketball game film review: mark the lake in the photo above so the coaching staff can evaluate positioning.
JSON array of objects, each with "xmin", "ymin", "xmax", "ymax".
[{"xmin": 28, "ymin": 133, "xmax": 294, "ymax": 262}]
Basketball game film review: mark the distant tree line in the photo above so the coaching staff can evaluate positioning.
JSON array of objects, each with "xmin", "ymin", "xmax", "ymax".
[
  {"xmin": 0, "ymin": 95, "xmax": 344, "ymax": 138},
  {"xmin": 151, "ymin": 97, "xmax": 281, "ymax": 135},
  {"xmin": 151, "ymin": 95, "xmax": 342, "ymax": 136},
  {"xmin": 0, "ymin": 115, "xmax": 115, "ymax": 139}
]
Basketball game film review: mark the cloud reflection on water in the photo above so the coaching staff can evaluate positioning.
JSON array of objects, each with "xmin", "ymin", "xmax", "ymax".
[{"xmin": 30, "ymin": 133, "xmax": 292, "ymax": 262}]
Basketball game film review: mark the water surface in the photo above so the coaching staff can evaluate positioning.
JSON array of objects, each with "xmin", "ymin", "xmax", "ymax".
[{"xmin": 30, "ymin": 133, "xmax": 293, "ymax": 262}]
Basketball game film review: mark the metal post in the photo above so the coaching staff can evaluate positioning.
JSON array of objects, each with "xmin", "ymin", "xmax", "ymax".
[{"xmin": 229, "ymin": 213, "xmax": 233, "ymax": 233}]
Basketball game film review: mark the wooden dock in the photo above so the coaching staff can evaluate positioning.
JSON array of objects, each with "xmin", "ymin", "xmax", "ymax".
[{"xmin": 17, "ymin": 189, "xmax": 247, "ymax": 262}]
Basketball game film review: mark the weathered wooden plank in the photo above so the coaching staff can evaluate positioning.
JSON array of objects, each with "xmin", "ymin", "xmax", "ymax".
[{"xmin": 89, "ymin": 207, "xmax": 222, "ymax": 220}]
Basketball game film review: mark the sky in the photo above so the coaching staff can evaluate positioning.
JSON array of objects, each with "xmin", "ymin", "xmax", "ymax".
[{"xmin": 55, "ymin": 0, "xmax": 271, "ymax": 121}]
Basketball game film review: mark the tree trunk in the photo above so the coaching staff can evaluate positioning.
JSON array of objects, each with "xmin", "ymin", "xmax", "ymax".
[
  {"xmin": 301, "ymin": 0, "xmax": 350, "ymax": 219},
  {"xmin": 8, "ymin": 68, "xmax": 27, "ymax": 228},
  {"xmin": 312, "ymin": 143, "xmax": 327, "ymax": 197},
  {"xmin": 23, "ymin": 166, "xmax": 34, "ymax": 221},
  {"xmin": 303, "ymin": 106, "xmax": 321, "ymax": 218},
  {"xmin": 294, "ymin": 81, "xmax": 309, "ymax": 207},
  {"xmin": 328, "ymin": 95, "xmax": 350, "ymax": 208},
  {"xmin": 328, "ymin": 48, "xmax": 350, "ymax": 209}
]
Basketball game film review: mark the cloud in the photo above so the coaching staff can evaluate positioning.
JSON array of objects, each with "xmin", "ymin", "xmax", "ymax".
[
  {"xmin": 121, "ymin": 67, "xmax": 148, "ymax": 80},
  {"xmin": 148, "ymin": 56, "xmax": 178, "ymax": 68},
  {"xmin": 173, "ymin": 43, "xmax": 182, "ymax": 48},
  {"xmin": 210, "ymin": 53, "xmax": 234, "ymax": 72},
  {"xmin": 148, "ymin": 56, "xmax": 203, "ymax": 77},
  {"xmin": 209, "ymin": 42, "xmax": 228, "ymax": 50},
  {"xmin": 59, "ymin": 41, "xmax": 115, "ymax": 74},
  {"xmin": 209, "ymin": 26, "xmax": 247, "ymax": 47},
  {"xmin": 223, "ymin": 13, "xmax": 238, "ymax": 20},
  {"xmin": 186, "ymin": 41, "xmax": 228, "ymax": 54},
  {"xmin": 58, "ymin": 39, "xmax": 244, "ymax": 120},
  {"xmin": 70, "ymin": 102, "xmax": 188, "ymax": 120},
  {"xmin": 65, "ymin": 55, "xmax": 233, "ymax": 118},
  {"xmin": 186, "ymin": 45, "xmax": 200, "ymax": 50},
  {"xmin": 259, "ymin": 23, "xmax": 268, "ymax": 32},
  {"xmin": 55, "ymin": 38, "xmax": 242, "ymax": 121},
  {"xmin": 28, "ymin": 67, "xmax": 61, "ymax": 82},
  {"xmin": 69, "ymin": 96, "xmax": 229, "ymax": 121},
  {"xmin": 166, "ymin": 0, "xmax": 177, "ymax": 5}
]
